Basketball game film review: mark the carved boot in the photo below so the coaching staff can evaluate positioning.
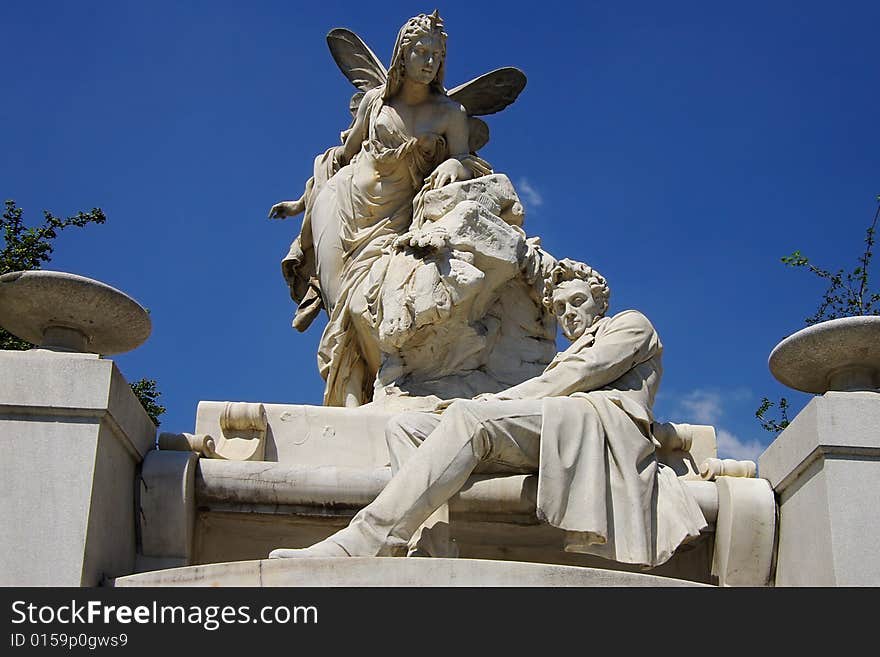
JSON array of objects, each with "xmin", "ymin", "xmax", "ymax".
[{"xmin": 268, "ymin": 540, "xmax": 350, "ymax": 559}]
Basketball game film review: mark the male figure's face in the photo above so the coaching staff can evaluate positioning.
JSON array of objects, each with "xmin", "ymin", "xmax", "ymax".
[{"xmin": 551, "ymin": 279, "xmax": 601, "ymax": 341}]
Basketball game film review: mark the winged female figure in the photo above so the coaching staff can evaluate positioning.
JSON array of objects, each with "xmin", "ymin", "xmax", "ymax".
[{"xmin": 269, "ymin": 12, "xmax": 542, "ymax": 408}]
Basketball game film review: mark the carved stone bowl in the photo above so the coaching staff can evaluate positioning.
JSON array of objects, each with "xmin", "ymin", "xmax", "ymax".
[
  {"xmin": 769, "ymin": 316, "xmax": 880, "ymax": 394},
  {"xmin": 0, "ymin": 270, "xmax": 151, "ymax": 355}
]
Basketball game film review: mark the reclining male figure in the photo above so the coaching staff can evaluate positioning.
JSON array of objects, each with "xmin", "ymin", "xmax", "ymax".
[{"xmin": 270, "ymin": 258, "xmax": 706, "ymax": 567}]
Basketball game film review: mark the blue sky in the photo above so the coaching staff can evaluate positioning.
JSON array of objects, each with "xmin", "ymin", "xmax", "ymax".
[{"xmin": 2, "ymin": 1, "xmax": 878, "ymax": 461}]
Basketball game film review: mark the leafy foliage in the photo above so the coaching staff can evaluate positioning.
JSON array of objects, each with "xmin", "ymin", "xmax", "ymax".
[
  {"xmin": 755, "ymin": 397, "xmax": 790, "ymax": 434},
  {"xmin": 781, "ymin": 196, "xmax": 880, "ymax": 325},
  {"xmin": 0, "ymin": 326, "xmax": 29, "ymax": 351},
  {"xmin": 1, "ymin": 199, "xmax": 164, "ymax": 425},
  {"xmin": 757, "ymin": 196, "xmax": 880, "ymax": 434},
  {"xmin": 2, "ymin": 199, "xmax": 107, "ymax": 273},
  {"xmin": 129, "ymin": 378, "xmax": 166, "ymax": 427}
]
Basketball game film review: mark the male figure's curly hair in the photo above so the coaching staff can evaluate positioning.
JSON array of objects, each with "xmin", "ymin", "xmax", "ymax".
[{"xmin": 541, "ymin": 258, "xmax": 610, "ymax": 317}]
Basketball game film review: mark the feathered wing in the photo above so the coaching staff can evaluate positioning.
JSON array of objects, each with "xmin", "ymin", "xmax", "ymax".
[
  {"xmin": 467, "ymin": 117, "xmax": 490, "ymax": 152},
  {"xmin": 325, "ymin": 31, "xmax": 525, "ymax": 151},
  {"xmin": 325, "ymin": 31, "xmax": 526, "ymax": 118},
  {"xmin": 326, "ymin": 28, "xmax": 387, "ymax": 91},
  {"xmin": 447, "ymin": 67, "xmax": 527, "ymax": 116}
]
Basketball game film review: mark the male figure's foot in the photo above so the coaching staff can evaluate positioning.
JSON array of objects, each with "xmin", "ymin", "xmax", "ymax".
[{"xmin": 268, "ymin": 540, "xmax": 350, "ymax": 559}]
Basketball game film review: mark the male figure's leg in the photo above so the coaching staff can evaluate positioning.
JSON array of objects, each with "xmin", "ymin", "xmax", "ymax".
[
  {"xmin": 385, "ymin": 411, "xmax": 442, "ymax": 473},
  {"xmin": 269, "ymin": 399, "xmax": 543, "ymax": 558},
  {"xmin": 385, "ymin": 411, "xmax": 452, "ymax": 557}
]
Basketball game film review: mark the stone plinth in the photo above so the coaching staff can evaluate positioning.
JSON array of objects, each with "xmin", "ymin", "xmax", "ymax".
[
  {"xmin": 759, "ymin": 391, "xmax": 880, "ymax": 586},
  {"xmin": 0, "ymin": 350, "xmax": 156, "ymax": 586},
  {"xmin": 112, "ymin": 557, "xmax": 708, "ymax": 587},
  {"xmin": 140, "ymin": 403, "xmax": 780, "ymax": 586},
  {"xmin": 140, "ymin": 445, "xmax": 781, "ymax": 586}
]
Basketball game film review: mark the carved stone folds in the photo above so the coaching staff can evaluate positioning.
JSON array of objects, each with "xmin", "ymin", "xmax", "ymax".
[{"xmin": 654, "ymin": 422, "xmax": 717, "ymax": 480}]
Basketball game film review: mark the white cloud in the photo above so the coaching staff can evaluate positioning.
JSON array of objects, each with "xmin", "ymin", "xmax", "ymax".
[
  {"xmin": 669, "ymin": 387, "xmax": 767, "ymax": 462},
  {"xmin": 716, "ymin": 429, "xmax": 766, "ymax": 462},
  {"xmin": 678, "ymin": 389, "xmax": 723, "ymax": 425},
  {"xmin": 517, "ymin": 178, "xmax": 543, "ymax": 208}
]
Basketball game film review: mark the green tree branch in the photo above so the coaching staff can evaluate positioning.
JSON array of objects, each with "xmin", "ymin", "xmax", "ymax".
[{"xmin": 757, "ymin": 195, "xmax": 880, "ymax": 434}]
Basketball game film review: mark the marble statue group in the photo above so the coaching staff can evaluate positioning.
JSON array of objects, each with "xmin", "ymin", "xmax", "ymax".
[
  {"xmin": 5, "ymin": 9, "xmax": 870, "ymax": 590},
  {"xmin": 268, "ymin": 11, "xmax": 707, "ymax": 567}
]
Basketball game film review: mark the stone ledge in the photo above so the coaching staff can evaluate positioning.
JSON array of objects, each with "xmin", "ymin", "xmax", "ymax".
[
  {"xmin": 194, "ymin": 459, "xmax": 719, "ymax": 526},
  {"xmin": 0, "ymin": 351, "xmax": 156, "ymax": 459},
  {"xmin": 112, "ymin": 557, "xmax": 710, "ymax": 587},
  {"xmin": 758, "ymin": 391, "xmax": 880, "ymax": 490}
]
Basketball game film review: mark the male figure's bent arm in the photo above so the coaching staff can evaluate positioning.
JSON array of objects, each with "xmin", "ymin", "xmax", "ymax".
[{"xmin": 495, "ymin": 310, "xmax": 659, "ymax": 401}]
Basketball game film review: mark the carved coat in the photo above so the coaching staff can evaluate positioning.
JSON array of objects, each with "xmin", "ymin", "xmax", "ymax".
[{"xmin": 497, "ymin": 309, "xmax": 707, "ymax": 566}]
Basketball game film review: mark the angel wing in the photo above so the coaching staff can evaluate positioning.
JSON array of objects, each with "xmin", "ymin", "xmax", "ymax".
[
  {"xmin": 326, "ymin": 28, "xmax": 387, "ymax": 91},
  {"xmin": 467, "ymin": 117, "xmax": 490, "ymax": 153},
  {"xmin": 449, "ymin": 68, "xmax": 527, "ymax": 151},
  {"xmin": 326, "ymin": 28, "xmax": 527, "ymax": 152},
  {"xmin": 447, "ymin": 68, "xmax": 527, "ymax": 117}
]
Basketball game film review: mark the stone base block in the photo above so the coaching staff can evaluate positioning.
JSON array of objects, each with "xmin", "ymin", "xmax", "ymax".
[
  {"xmin": 0, "ymin": 350, "xmax": 156, "ymax": 586},
  {"xmin": 759, "ymin": 391, "xmax": 880, "ymax": 586}
]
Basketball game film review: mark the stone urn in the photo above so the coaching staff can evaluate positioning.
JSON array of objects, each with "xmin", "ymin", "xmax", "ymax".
[
  {"xmin": 0, "ymin": 270, "xmax": 151, "ymax": 355},
  {"xmin": 769, "ymin": 315, "xmax": 880, "ymax": 393}
]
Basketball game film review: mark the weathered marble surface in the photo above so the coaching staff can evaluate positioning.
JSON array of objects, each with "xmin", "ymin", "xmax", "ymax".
[
  {"xmin": 769, "ymin": 316, "xmax": 880, "ymax": 393},
  {"xmin": 0, "ymin": 270, "xmax": 150, "ymax": 354},
  {"xmin": 113, "ymin": 557, "xmax": 708, "ymax": 587},
  {"xmin": 136, "ymin": 438, "xmax": 784, "ymax": 586},
  {"xmin": 759, "ymin": 391, "xmax": 880, "ymax": 586},
  {"xmin": 269, "ymin": 258, "xmax": 711, "ymax": 568},
  {"xmin": 372, "ymin": 175, "xmax": 557, "ymax": 405},
  {"xmin": 252, "ymin": 13, "xmax": 770, "ymax": 580},
  {"xmin": 0, "ymin": 350, "xmax": 155, "ymax": 586},
  {"xmin": 270, "ymin": 12, "xmax": 545, "ymax": 407}
]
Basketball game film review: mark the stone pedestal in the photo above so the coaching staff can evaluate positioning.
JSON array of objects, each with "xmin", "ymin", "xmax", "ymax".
[
  {"xmin": 112, "ymin": 557, "xmax": 708, "ymax": 587},
  {"xmin": 759, "ymin": 391, "xmax": 880, "ymax": 586},
  {"xmin": 0, "ymin": 350, "xmax": 156, "ymax": 586}
]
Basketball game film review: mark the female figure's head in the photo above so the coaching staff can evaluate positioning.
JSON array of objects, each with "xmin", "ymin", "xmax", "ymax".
[{"xmin": 385, "ymin": 11, "xmax": 448, "ymax": 99}]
